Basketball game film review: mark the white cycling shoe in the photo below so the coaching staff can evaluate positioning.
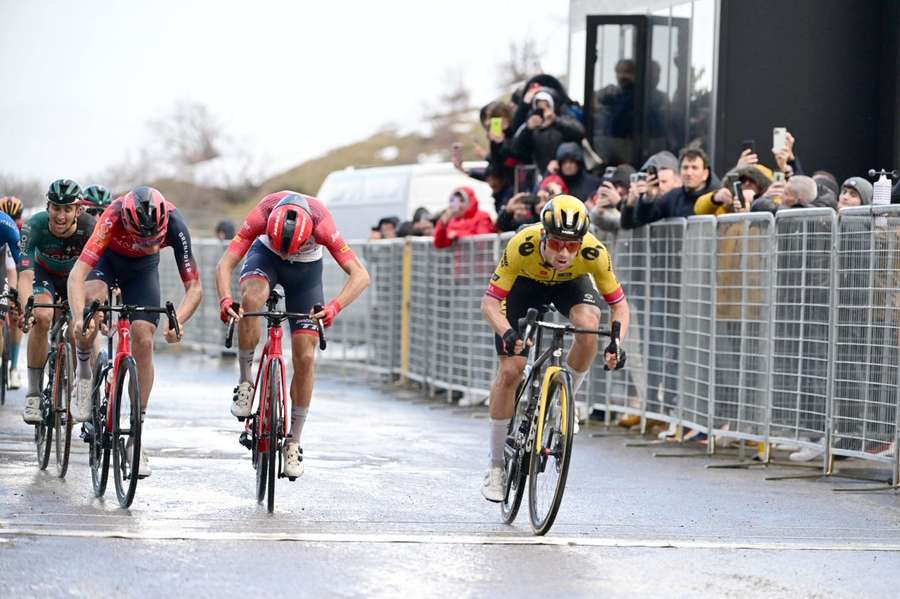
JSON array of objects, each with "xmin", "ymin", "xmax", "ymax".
[
  {"xmin": 282, "ymin": 443, "xmax": 304, "ymax": 479},
  {"xmin": 481, "ymin": 466, "xmax": 507, "ymax": 503},
  {"xmin": 8, "ymin": 369, "xmax": 22, "ymax": 390},
  {"xmin": 23, "ymin": 394, "xmax": 42, "ymax": 424},
  {"xmin": 71, "ymin": 378, "xmax": 93, "ymax": 423},
  {"xmin": 230, "ymin": 382, "xmax": 253, "ymax": 419}
]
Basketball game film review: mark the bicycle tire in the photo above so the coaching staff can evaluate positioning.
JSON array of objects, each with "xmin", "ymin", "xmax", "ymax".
[
  {"xmin": 53, "ymin": 341, "xmax": 74, "ymax": 478},
  {"xmin": 112, "ymin": 357, "xmax": 141, "ymax": 508},
  {"xmin": 266, "ymin": 360, "xmax": 282, "ymax": 514},
  {"xmin": 0, "ymin": 320, "xmax": 8, "ymax": 406},
  {"xmin": 35, "ymin": 363, "xmax": 52, "ymax": 470},
  {"xmin": 528, "ymin": 369, "xmax": 575, "ymax": 536},
  {"xmin": 90, "ymin": 351, "xmax": 110, "ymax": 497},
  {"xmin": 500, "ymin": 380, "xmax": 529, "ymax": 524},
  {"xmin": 255, "ymin": 371, "xmax": 268, "ymax": 503}
]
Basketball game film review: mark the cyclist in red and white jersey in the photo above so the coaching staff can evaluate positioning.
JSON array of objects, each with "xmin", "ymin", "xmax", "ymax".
[{"xmin": 216, "ymin": 191, "xmax": 369, "ymax": 479}]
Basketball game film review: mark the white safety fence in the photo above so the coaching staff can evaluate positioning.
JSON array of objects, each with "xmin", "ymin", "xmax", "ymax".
[{"xmin": 156, "ymin": 206, "xmax": 900, "ymax": 480}]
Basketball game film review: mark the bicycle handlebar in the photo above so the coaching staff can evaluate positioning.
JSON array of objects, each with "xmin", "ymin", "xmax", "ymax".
[
  {"xmin": 224, "ymin": 305, "xmax": 327, "ymax": 351},
  {"xmin": 22, "ymin": 296, "xmax": 69, "ymax": 334},
  {"xmin": 517, "ymin": 306, "xmax": 622, "ymax": 369},
  {"xmin": 82, "ymin": 300, "xmax": 180, "ymax": 338}
]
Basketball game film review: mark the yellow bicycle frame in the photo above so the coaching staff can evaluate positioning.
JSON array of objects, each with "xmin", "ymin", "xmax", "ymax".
[{"xmin": 535, "ymin": 366, "xmax": 569, "ymax": 455}]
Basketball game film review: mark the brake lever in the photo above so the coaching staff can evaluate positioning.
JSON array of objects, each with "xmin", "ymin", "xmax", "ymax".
[
  {"xmin": 82, "ymin": 299, "xmax": 101, "ymax": 336},
  {"xmin": 22, "ymin": 296, "xmax": 35, "ymax": 333},
  {"xmin": 165, "ymin": 301, "xmax": 180, "ymax": 339},
  {"xmin": 312, "ymin": 303, "xmax": 327, "ymax": 351}
]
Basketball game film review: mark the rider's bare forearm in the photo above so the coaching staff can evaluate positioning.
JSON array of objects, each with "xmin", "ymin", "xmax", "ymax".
[
  {"xmin": 215, "ymin": 251, "xmax": 239, "ymax": 301},
  {"xmin": 66, "ymin": 260, "xmax": 91, "ymax": 324},
  {"xmin": 481, "ymin": 295, "xmax": 513, "ymax": 337},
  {"xmin": 331, "ymin": 258, "xmax": 369, "ymax": 309},
  {"xmin": 16, "ymin": 269, "xmax": 34, "ymax": 307},
  {"xmin": 609, "ymin": 299, "xmax": 630, "ymax": 344},
  {"xmin": 176, "ymin": 278, "xmax": 203, "ymax": 325}
]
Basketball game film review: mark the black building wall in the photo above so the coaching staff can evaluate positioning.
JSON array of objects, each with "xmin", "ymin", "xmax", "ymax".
[{"xmin": 715, "ymin": 0, "xmax": 899, "ymax": 181}]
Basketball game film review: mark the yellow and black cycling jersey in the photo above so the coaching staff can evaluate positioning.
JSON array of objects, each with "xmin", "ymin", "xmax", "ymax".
[{"xmin": 485, "ymin": 224, "xmax": 625, "ymax": 306}]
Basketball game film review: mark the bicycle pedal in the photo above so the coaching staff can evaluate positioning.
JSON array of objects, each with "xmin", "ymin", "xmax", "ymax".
[
  {"xmin": 287, "ymin": 476, "xmax": 297, "ymax": 482},
  {"xmin": 236, "ymin": 416, "xmax": 246, "ymax": 422},
  {"xmin": 238, "ymin": 432, "xmax": 252, "ymax": 450}
]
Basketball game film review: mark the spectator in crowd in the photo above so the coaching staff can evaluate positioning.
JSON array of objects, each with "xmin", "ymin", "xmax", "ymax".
[
  {"xmin": 510, "ymin": 74, "xmax": 580, "ymax": 133},
  {"xmin": 736, "ymin": 129, "xmax": 804, "ymax": 177},
  {"xmin": 455, "ymin": 101, "xmax": 520, "ymax": 191},
  {"xmin": 512, "ymin": 87, "xmax": 585, "ymax": 174},
  {"xmin": 837, "ymin": 176, "xmax": 873, "ymax": 210},
  {"xmin": 695, "ymin": 164, "xmax": 773, "ymax": 216},
  {"xmin": 752, "ymin": 175, "xmax": 817, "ymax": 213},
  {"xmin": 638, "ymin": 151, "xmax": 682, "ymax": 198},
  {"xmin": 398, "ymin": 207, "xmax": 435, "ymax": 237},
  {"xmin": 433, "ymin": 187, "xmax": 495, "ymax": 248},
  {"xmin": 369, "ymin": 216, "xmax": 400, "ymax": 240},
  {"xmin": 215, "ymin": 219, "xmax": 236, "ymax": 241},
  {"xmin": 545, "ymin": 142, "xmax": 600, "ymax": 202},
  {"xmin": 587, "ymin": 179, "xmax": 622, "ymax": 246},
  {"xmin": 620, "ymin": 147, "xmax": 717, "ymax": 228},
  {"xmin": 813, "ymin": 172, "xmax": 840, "ymax": 208},
  {"xmin": 496, "ymin": 175, "xmax": 567, "ymax": 232}
]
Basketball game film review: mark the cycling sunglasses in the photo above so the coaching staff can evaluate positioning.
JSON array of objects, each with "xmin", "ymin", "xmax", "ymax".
[{"xmin": 545, "ymin": 237, "xmax": 582, "ymax": 253}]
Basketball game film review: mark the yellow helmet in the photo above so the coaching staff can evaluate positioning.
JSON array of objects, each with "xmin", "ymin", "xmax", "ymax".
[
  {"xmin": 0, "ymin": 196, "xmax": 23, "ymax": 220},
  {"xmin": 540, "ymin": 194, "xmax": 589, "ymax": 240}
]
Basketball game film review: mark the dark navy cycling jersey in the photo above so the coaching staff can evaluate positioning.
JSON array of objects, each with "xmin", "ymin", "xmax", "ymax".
[{"xmin": 0, "ymin": 211, "xmax": 21, "ymax": 263}]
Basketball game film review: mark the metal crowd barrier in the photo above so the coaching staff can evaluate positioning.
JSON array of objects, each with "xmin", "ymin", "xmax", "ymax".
[{"xmin": 154, "ymin": 206, "xmax": 900, "ymax": 483}]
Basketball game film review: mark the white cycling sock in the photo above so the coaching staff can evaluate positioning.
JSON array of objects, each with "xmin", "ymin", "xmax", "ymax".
[
  {"xmin": 569, "ymin": 366, "xmax": 590, "ymax": 396},
  {"xmin": 76, "ymin": 348, "xmax": 92, "ymax": 380},
  {"xmin": 238, "ymin": 349, "xmax": 254, "ymax": 383},
  {"xmin": 490, "ymin": 418, "xmax": 510, "ymax": 468},
  {"xmin": 289, "ymin": 406, "xmax": 308, "ymax": 444}
]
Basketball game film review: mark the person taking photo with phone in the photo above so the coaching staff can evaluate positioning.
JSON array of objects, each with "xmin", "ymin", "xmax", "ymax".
[{"xmin": 433, "ymin": 187, "xmax": 496, "ymax": 249}]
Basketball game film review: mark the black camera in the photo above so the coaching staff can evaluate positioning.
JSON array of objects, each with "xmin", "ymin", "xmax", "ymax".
[
  {"xmin": 528, "ymin": 107, "xmax": 545, "ymax": 120},
  {"xmin": 642, "ymin": 165, "xmax": 658, "ymax": 178}
]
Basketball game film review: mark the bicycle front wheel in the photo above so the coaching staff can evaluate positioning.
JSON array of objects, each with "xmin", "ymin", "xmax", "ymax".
[
  {"xmin": 53, "ymin": 341, "xmax": 74, "ymax": 478},
  {"xmin": 90, "ymin": 352, "xmax": 110, "ymax": 497},
  {"xmin": 35, "ymin": 365, "xmax": 52, "ymax": 470},
  {"xmin": 500, "ymin": 381, "xmax": 529, "ymax": 524},
  {"xmin": 266, "ymin": 360, "xmax": 283, "ymax": 514},
  {"xmin": 112, "ymin": 357, "xmax": 142, "ymax": 508},
  {"xmin": 528, "ymin": 369, "xmax": 575, "ymax": 536},
  {"xmin": 0, "ymin": 320, "xmax": 8, "ymax": 405}
]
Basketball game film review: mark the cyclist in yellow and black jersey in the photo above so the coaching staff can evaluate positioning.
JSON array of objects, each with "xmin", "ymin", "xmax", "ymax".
[{"xmin": 479, "ymin": 194, "xmax": 630, "ymax": 501}]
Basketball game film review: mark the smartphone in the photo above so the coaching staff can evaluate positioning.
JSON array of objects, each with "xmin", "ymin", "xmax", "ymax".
[
  {"xmin": 451, "ymin": 142, "xmax": 462, "ymax": 163},
  {"xmin": 774, "ymin": 171, "xmax": 785, "ymax": 183},
  {"xmin": 629, "ymin": 173, "xmax": 640, "ymax": 185},
  {"xmin": 514, "ymin": 164, "xmax": 540, "ymax": 194},
  {"xmin": 489, "ymin": 117, "xmax": 503, "ymax": 138},
  {"xmin": 731, "ymin": 181, "xmax": 744, "ymax": 205},
  {"xmin": 741, "ymin": 139, "xmax": 756, "ymax": 154},
  {"xmin": 773, "ymin": 127, "xmax": 787, "ymax": 152}
]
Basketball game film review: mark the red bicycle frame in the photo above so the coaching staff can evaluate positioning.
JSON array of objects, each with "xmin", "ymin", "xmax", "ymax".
[
  {"xmin": 245, "ymin": 321, "xmax": 289, "ymax": 452},
  {"xmin": 104, "ymin": 315, "xmax": 135, "ymax": 425}
]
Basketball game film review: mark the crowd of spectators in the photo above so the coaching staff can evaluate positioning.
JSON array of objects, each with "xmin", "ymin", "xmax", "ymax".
[{"xmin": 365, "ymin": 72, "xmax": 899, "ymax": 252}]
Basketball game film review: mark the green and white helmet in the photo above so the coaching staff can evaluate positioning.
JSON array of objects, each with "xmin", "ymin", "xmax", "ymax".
[
  {"xmin": 46, "ymin": 179, "xmax": 82, "ymax": 205},
  {"xmin": 82, "ymin": 184, "xmax": 112, "ymax": 208}
]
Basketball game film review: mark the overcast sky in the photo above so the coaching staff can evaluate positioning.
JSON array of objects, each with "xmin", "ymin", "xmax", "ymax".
[{"xmin": 0, "ymin": 0, "xmax": 569, "ymax": 186}]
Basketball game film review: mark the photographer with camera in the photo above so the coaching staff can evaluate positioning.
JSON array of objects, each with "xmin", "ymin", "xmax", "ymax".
[
  {"xmin": 433, "ymin": 187, "xmax": 495, "ymax": 249},
  {"xmin": 512, "ymin": 87, "xmax": 585, "ymax": 175},
  {"xmin": 495, "ymin": 175, "xmax": 568, "ymax": 233}
]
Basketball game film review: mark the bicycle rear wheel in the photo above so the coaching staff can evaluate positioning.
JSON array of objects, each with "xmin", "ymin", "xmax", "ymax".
[
  {"xmin": 266, "ymin": 360, "xmax": 283, "ymax": 514},
  {"xmin": 500, "ymin": 381, "xmax": 529, "ymax": 524},
  {"xmin": 528, "ymin": 369, "xmax": 575, "ymax": 536},
  {"xmin": 255, "ymin": 409, "xmax": 267, "ymax": 503},
  {"xmin": 0, "ymin": 320, "xmax": 8, "ymax": 405},
  {"xmin": 53, "ymin": 341, "xmax": 74, "ymax": 478},
  {"xmin": 112, "ymin": 357, "xmax": 141, "ymax": 508},
  {"xmin": 90, "ymin": 352, "xmax": 110, "ymax": 497},
  {"xmin": 35, "ymin": 365, "xmax": 52, "ymax": 470}
]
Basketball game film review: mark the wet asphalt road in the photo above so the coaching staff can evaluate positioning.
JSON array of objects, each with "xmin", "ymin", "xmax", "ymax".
[{"xmin": 2, "ymin": 352, "xmax": 900, "ymax": 597}]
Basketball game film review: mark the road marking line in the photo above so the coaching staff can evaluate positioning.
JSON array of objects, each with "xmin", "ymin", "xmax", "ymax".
[{"xmin": 2, "ymin": 526, "xmax": 900, "ymax": 552}]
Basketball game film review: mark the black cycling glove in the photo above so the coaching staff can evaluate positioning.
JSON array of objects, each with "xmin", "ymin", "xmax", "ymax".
[{"xmin": 604, "ymin": 341, "xmax": 627, "ymax": 370}]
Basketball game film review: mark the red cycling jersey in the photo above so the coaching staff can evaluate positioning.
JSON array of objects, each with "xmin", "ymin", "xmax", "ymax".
[
  {"xmin": 80, "ymin": 197, "xmax": 200, "ymax": 283},
  {"xmin": 228, "ymin": 191, "xmax": 356, "ymax": 266}
]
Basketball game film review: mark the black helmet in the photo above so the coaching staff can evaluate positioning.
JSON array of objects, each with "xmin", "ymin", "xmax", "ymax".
[
  {"xmin": 47, "ymin": 179, "xmax": 82, "ymax": 205},
  {"xmin": 82, "ymin": 185, "xmax": 112, "ymax": 209}
]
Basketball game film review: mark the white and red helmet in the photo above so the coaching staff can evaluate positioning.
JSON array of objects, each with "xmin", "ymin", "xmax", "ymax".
[
  {"xmin": 121, "ymin": 186, "xmax": 169, "ymax": 237},
  {"xmin": 267, "ymin": 198, "xmax": 313, "ymax": 255}
]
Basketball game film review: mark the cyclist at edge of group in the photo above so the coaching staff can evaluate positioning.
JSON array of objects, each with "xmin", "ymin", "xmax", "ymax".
[
  {"xmin": 18, "ymin": 179, "xmax": 96, "ymax": 423},
  {"xmin": 68, "ymin": 186, "xmax": 203, "ymax": 477},
  {"xmin": 479, "ymin": 194, "xmax": 630, "ymax": 501},
  {"xmin": 0, "ymin": 195, "xmax": 24, "ymax": 389},
  {"xmin": 216, "ymin": 190, "xmax": 370, "ymax": 479}
]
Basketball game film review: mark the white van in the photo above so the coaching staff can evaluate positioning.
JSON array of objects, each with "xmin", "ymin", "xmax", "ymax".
[{"xmin": 316, "ymin": 162, "xmax": 494, "ymax": 240}]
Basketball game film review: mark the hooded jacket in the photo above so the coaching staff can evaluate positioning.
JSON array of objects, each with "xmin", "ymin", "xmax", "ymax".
[
  {"xmin": 433, "ymin": 187, "xmax": 496, "ymax": 249},
  {"xmin": 512, "ymin": 88, "xmax": 585, "ymax": 174},
  {"xmin": 620, "ymin": 172, "xmax": 719, "ymax": 229},
  {"xmin": 555, "ymin": 142, "xmax": 601, "ymax": 202}
]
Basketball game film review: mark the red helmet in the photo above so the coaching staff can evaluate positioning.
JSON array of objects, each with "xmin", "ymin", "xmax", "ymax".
[
  {"xmin": 121, "ymin": 186, "xmax": 169, "ymax": 237},
  {"xmin": 267, "ymin": 199, "xmax": 313, "ymax": 255}
]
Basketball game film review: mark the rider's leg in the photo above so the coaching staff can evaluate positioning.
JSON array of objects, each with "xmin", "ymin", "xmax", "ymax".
[
  {"xmin": 77, "ymin": 280, "xmax": 108, "ymax": 379},
  {"xmin": 288, "ymin": 332, "xmax": 317, "ymax": 442},
  {"xmin": 130, "ymin": 321, "xmax": 156, "ymax": 410},
  {"xmin": 488, "ymin": 356, "xmax": 527, "ymax": 466},
  {"xmin": 567, "ymin": 303, "xmax": 602, "ymax": 395},
  {"xmin": 237, "ymin": 276, "xmax": 269, "ymax": 383},
  {"xmin": 26, "ymin": 299, "xmax": 54, "ymax": 396}
]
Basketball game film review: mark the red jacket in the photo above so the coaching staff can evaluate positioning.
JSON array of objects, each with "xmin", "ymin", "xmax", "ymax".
[{"xmin": 433, "ymin": 187, "xmax": 496, "ymax": 248}]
